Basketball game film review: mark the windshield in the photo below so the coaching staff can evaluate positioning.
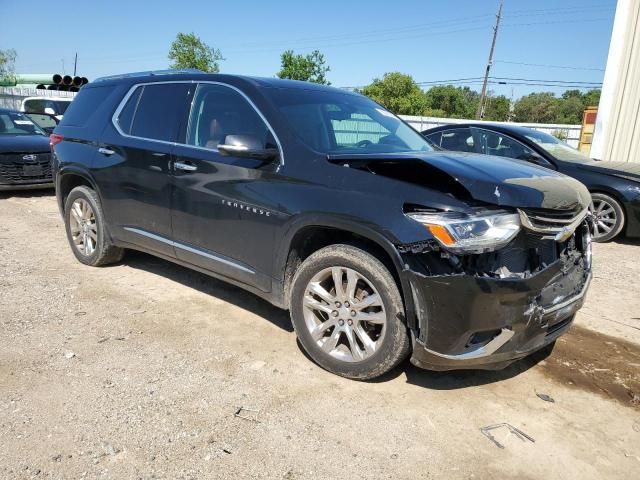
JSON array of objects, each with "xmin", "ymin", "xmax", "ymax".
[
  {"xmin": 0, "ymin": 111, "xmax": 45, "ymax": 136},
  {"xmin": 266, "ymin": 88, "xmax": 433, "ymax": 155},
  {"xmin": 523, "ymin": 129, "xmax": 592, "ymax": 163}
]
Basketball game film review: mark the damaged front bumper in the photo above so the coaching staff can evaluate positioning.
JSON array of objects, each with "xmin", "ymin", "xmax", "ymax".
[{"xmin": 404, "ymin": 229, "xmax": 592, "ymax": 371}]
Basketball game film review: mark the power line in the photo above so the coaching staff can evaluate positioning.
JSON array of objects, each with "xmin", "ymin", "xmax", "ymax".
[
  {"xmin": 494, "ymin": 60, "xmax": 605, "ymax": 72},
  {"xmin": 491, "ymin": 76, "xmax": 601, "ymax": 85}
]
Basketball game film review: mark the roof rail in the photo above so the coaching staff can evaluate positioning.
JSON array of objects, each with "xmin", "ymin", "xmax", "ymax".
[{"xmin": 93, "ymin": 69, "xmax": 204, "ymax": 83}]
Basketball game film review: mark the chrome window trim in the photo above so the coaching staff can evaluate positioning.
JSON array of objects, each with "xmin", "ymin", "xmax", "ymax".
[
  {"xmin": 124, "ymin": 227, "xmax": 255, "ymax": 274},
  {"xmin": 110, "ymin": 79, "xmax": 285, "ymax": 166}
]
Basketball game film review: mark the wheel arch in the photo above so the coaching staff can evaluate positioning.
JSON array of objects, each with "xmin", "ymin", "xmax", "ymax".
[
  {"xmin": 277, "ymin": 217, "xmax": 417, "ymax": 329},
  {"xmin": 56, "ymin": 168, "xmax": 101, "ymax": 215}
]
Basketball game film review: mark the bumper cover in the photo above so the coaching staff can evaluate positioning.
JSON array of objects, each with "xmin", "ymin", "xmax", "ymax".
[{"xmin": 408, "ymin": 255, "xmax": 591, "ymax": 371}]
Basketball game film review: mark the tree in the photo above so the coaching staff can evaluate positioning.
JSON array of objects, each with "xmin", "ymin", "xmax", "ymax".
[
  {"xmin": 483, "ymin": 94, "xmax": 511, "ymax": 121},
  {"xmin": 0, "ymin": 49, "xmax": 17, "ymax": 81},
  {"xmin": 168, "ymin": 32, "xmax": 223, "ymax": 73},
  {"xmin": 513, "ymin": 92, "xmax": 560, "ymax": 123},
  {"xmin": 582, "ymin": 88, "xmax": 601, "ymax": 107},
  {"xmin": 424, "ymin": 85, "xmax": 478, "ymax": 118},
  {"xmin": 360, "ymin": 72, "xmax": 428, "ymax": 115},
  {"xmin": 277, "ymin": 50, "xmax": 330, "ymax": 84}
]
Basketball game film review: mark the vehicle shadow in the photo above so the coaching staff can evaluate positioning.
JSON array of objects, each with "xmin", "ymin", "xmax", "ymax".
[
  {"xmin": 612, "ymin": 236, "xmax": 640, "ymax": 246},
  {"xmin": 120, "ymin": 250, "xmax": 548, "ymax": 387},
  {"xmin": 381, "ymin": 346, "xmax": 552, "ymax": 389},
  {"xmin": 0, "ymin": 188, "xmax": 55, "ymax": 200},
  {"xmin": 295, "ymin": 338, "xmax": 552, "ymax": 388},
  {"xmin": 121, "ymin": 250, "xmax": 293, "ymax": 332}
]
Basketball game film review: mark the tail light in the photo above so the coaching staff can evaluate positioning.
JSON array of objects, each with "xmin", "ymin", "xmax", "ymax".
[{"xmin": 49, "ymin": 133, "xmax": 64, "ymax": 147}]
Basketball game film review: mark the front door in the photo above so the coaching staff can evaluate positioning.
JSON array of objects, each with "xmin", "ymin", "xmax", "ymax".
[{"xmin": 170, "ymin": 83, "xmax": 281, "ymax": 291}]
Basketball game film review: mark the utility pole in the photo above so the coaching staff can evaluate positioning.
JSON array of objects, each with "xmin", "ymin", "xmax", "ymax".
[
  {"xmin": 476, "ymin": 0, "xmax": 503, "ymax": 119},
  {"xmin": 73, "ymin": 52, "xmax": 78, "ymax": 76}
]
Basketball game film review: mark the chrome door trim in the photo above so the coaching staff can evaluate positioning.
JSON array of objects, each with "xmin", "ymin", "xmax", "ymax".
[
  {"xmin": 124, "ymin": 227, "xmax": 255, "ymax": 274},
  {"xmin": 110, "ymin": 79, "xmax": 285, "ymax": 167}
]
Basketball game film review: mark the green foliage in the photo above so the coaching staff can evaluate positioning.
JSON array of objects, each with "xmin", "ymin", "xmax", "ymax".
[
  {"xmin": 513, "ymin": 89, "xmax": 601, "ymax": 124},
  {"xmin": 0, "ymin": 48, "xmax": 17, "ymax": 81},
  {"xmin": 513, "ymin": 92, "xmax": 559, "ymax": 123},
  {"xmin": 277, "ymin": 50, "xmax": 330, "ymax": 84},
  {"xmin": 168, "ymin": 32, "xmax": 223, "ymax": 73},
  {"xmin": 359, "ymin": 71, "xmax": 600, "ymax": 124},
  {"xmin": 483, "ymin": 94, "xmax": 511, "ymax": 121},
  {"xmin": 360, "ymin": 72, "xmax": 428, "ymax": 115},
  {"xmin": 424, "ymin": 85, "xmax": 478, "ymax": 118}
]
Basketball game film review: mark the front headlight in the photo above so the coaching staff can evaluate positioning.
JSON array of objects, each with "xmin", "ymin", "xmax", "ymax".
[{"xmin": 406, "ymin": 210, "xmax": 521, "ymax": 254}]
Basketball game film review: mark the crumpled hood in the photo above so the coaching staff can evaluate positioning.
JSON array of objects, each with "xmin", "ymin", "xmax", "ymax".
[
  {"xmin": 328, "ymin": 151, "xmax": 592, "ymax": 211},
  {"xmin": 0, "ymin": 134, "xmax": 50, "ymax": 154}
]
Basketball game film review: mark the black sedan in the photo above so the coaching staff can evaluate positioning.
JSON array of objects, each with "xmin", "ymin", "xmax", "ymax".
[
  {"xmin": 423, "ymin": 123, "xmax": 640, "ymax": 242},
  {"xmin": 0, "ymin": 108, "xmax": 53, "ymax": 191}
]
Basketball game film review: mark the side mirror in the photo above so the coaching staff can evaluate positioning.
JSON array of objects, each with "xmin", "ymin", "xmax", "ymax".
[
  {"xmin": 44, "ymin": 107, "xmax": 56, "ymax": 116},
  {"xmin": 217, "ymin": 134, "xmax": 279, "ymax": 161}
]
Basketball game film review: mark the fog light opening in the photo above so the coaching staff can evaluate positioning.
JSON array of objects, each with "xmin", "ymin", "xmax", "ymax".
[{"xmin": 466, "ymin": 329, "xmax": 503, "ymax": 349}]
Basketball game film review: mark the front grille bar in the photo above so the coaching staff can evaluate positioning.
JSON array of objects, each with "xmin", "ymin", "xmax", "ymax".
[{"xmin": 518, "ymin": 207, "xmax": 589, "ymax": 241}]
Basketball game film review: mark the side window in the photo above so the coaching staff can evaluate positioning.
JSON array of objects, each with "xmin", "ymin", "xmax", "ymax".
[
  {"xmin": 186, "ymin": 84, "xmax": 275, "ymax": 150},
  {"xmin": 116, "ymin": 86, "xmax": 142, "ymax": 135},
  {"xmin": 439, "ymin": 128, "xmax": 476, "ymax": 153},
  {"xmin": 129, "ymin": 83, "xmax": 190, "ymax": 142},
  {"xmin": 473, "ymin": 128, "xmax": 539, "ymax": 161},
  {"xmin": 23, "ymin": 99, "xmax": 46, "ymax": 113},
  {"xmin": 425, "ymin": 131, "xmax": 441, "ymax": 147},
  {"xmin": 61, "ymin": 85, "xmax": 115, "ymax": 126}
]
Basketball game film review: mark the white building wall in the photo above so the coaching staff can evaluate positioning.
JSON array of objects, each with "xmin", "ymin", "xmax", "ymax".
[{"xmin": 591, "ymin": 0, "xmax": 640, "ymax": 162}]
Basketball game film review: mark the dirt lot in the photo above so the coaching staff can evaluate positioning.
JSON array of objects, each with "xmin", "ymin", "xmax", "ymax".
[{"xmin": 1, "ymin": 190, "xmax": 639, "ymax": 480}]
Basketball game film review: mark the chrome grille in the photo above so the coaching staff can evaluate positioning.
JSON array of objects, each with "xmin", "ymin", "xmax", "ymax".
[
  {"xmin": 518, "ymin": 206, "xmax": 589, "ymax": 240},
  {"xmin": 0, "ymin": 153, "xmax": 52, "ymax": 183}
]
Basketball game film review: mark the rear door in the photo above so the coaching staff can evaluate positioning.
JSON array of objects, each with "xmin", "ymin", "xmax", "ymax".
[
  {"xmin": 170, "ymin": 82, "xmax": 281, "ymax": 290},
  {"xmin": 95, "ymin": 82, "xmax": 191, "ymax": 256}
]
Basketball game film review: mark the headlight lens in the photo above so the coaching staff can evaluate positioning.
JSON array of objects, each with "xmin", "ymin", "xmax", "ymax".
[{"xmin": 406, "ymin": 210, "xmax": 521, "ymax": 253}]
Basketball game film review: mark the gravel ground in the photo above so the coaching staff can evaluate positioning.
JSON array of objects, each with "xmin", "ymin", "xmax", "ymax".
[{"xmin": 1, "ymin": 190, "xmax": 639, "ymax": 480}]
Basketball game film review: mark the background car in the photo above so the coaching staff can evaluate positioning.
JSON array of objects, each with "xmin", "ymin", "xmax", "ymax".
[
  {"xmin": 0, "ymin": 108, "xmax": 54, "ymax": 191},
  {"xmin": 19, "ymin": 97, "xmax": 70, "ymax": 134},
  {"xmin": 423, "ymin": 123, "xmax": 640, "ymax": 242}
]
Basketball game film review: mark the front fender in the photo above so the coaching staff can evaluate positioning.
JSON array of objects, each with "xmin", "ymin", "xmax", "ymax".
[{"xmin": 274, "ymin": 213, "xmax": 418, "ymax": 329}]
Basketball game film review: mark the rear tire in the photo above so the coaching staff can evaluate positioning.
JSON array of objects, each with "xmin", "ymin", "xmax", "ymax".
[
  {"xmin": 64, "ymin": 186, "xmax": 124, "ymax": 266},
  {"xmin": 591, "ymin": 192, "xmax": 624, "ymax": 242},
  {"xmin": 289, "ymin": 244, "xmax": 410, "ymax": 380}
]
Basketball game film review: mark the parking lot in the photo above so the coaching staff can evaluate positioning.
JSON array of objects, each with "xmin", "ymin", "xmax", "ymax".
[{"xmin": 1, "ymin": 190, "xmax": 639, "ymax": 479}]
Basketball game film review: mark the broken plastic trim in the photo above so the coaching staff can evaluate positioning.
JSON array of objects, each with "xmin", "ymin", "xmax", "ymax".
[{"xmin": 422, "ymin": 328, "xmax": 515, "ymax": 360}]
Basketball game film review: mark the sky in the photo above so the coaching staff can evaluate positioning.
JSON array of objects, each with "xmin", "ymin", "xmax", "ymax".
[{"xmin": 0, "ymin": 0, "xmax": 617, "ymax": 99}]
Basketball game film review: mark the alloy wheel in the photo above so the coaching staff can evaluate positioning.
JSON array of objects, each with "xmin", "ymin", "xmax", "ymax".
[
  {"xmin": 591, "ymin": 197, "xmax": 618, "ymax": 240},
  {"xmin": 302, "ymin": 266, "xmax": 387, "ymax": 362},
  {"xmin": 69, "ymin": 198, "xmax": 98, "ymax": 256}
]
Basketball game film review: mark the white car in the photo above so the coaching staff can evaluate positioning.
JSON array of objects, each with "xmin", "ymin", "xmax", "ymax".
[{"xmin": 20, "ymin": 97, "xmax": 72, "ymax": 130}]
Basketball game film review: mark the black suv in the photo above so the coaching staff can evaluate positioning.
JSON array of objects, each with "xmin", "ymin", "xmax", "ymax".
[{"xmin": 52, "ymin": 71, "xmax": 593, "ymax": 380}]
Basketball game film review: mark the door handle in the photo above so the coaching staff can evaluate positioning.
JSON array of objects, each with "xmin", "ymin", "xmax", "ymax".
[
  {"xmin": 174, "ymin": 161, "xmax": 198, "ymax": 172},
  {"xmin": 98, "ymin": 147, "xmax": 115, "ymax": 156}
]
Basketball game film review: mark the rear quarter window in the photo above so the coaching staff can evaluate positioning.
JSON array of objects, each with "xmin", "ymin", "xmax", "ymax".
[
  {"xmin": 127, "ymin": 83, "xmax": 190, "ymax": 142},
  {"xmin": 60, "ymin": 85, "xmax": 116, "ymax": 126}
]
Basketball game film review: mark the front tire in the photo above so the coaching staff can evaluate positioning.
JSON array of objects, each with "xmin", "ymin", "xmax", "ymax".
[
  {"xmin": 64, "ymin": 186, "xmax": 124, "ymax": 266},
  {"xmin": 591, "ymin": 192, "xmax": 625, "ymax": 242},
  {"xmin": 289, "ymin": 244, "xmax": 410, "ymax": 380}
]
